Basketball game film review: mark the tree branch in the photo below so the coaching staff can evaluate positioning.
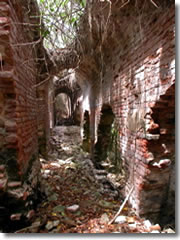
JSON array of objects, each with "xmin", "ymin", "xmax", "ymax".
[{"xmin": 108, "ymin": 186, "xmax": 134, "ymax": 225}]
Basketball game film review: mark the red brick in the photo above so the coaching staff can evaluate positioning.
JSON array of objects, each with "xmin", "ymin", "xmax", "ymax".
[{"xmin": 96, "ymin": 5, "xmax": 175, "ymax": 221}]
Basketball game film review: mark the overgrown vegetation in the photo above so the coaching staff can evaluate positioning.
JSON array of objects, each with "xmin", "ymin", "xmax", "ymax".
[
  {"xmin": 37, "ymin": 0, "xmax": 86, "ymax": 49},
  {"xmin": 107, "ymin": 121, "xmax": 122, "ymax": 172}
]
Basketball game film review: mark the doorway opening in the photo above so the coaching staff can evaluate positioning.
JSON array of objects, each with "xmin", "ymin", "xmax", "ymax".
[
  {"xmin": 94, "ymin": 105, "xmax": 120, "ymax": 170},
  {"xmin": 55, "ymin": 93, "xmax": 72, "ymax": 126}
]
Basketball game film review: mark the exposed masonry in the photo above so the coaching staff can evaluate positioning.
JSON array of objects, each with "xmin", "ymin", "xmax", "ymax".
[
  {"xmin": 0, "ymin": 0, "xmax": 175, "ymax": 226},
  {"xmin": 0, "ymin": 0, "xmax": 48, "ymax": 222},
  {"xmin": 91, "ymin": 6, "xmax": 175, "ymax": 223}
]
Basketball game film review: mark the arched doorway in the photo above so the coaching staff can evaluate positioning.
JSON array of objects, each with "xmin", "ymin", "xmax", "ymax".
[{"xmin": 55, "ymin": 93, "xmax": 72, "ymax": 125}]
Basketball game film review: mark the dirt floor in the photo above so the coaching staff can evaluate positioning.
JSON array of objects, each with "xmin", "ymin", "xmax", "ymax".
[{"xmin": 15, "ymin": 126, "xmax": 174, "ymax": 234}]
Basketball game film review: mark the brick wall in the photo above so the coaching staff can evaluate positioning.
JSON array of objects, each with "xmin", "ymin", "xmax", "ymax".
[
  {"xmin": 0, "ymin": 0, "xmax": 46, "ymax": 223},
  {"xmin": 0, "ymin": 0, "xmax": 39, "ymax": 176},
  {"xmin": 94, "ymin": 5, "xmax": 175, "ymax": 222},
  {"xmin": 10, "ymin": 2, "xmax": 39, "ymax": 175}
]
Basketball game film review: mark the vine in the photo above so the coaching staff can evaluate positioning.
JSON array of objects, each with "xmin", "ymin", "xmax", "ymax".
[{"xmin": 37, "ymin": 0, "xmax": 86, "ymax": 50}]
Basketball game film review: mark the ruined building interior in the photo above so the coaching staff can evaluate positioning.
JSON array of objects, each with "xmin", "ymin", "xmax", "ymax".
[{"xmin": 0, "ymin": 0, "xmax": 175, "ymax": 234}]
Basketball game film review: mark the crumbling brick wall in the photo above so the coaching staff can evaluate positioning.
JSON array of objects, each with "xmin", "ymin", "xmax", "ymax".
[
  {"xmin": 96, "ymin": 5, "xmax": 175, "ymax": 223},
  {"xmin": 0, "ymin": 0, "xmax": 45, "ymax": 223}
]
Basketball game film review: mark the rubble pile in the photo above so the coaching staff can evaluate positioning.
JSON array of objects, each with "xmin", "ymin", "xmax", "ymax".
[{"xmin": 15, "ymin": 126, "xmax": 175, "ymax": 234}]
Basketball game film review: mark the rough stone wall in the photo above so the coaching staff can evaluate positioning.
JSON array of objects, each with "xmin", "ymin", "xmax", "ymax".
[
  {"xmin": 97, "ymin": 5, "xmax": 175, "ymax": 222},
  {"xmin": 0, "ymin": 0, "xmax": 43, "ymax": 223}
]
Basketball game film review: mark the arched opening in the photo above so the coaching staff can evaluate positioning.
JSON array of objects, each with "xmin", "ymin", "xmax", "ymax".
[
  {"xmin": 54, "ymin": 93, "xmax": 72, "ymax": 126},
  {"xmin": 94, "ymin": 105, "xmax": 118, "ymax": 170}
]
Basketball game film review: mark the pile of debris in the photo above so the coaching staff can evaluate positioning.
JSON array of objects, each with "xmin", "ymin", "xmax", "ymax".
[{"xmin": 15, "ymin": 126, "xmax": 175, "ymax": 234}]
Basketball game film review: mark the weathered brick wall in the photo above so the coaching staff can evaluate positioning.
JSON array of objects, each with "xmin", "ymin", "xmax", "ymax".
[
  {"xmin": 97, "ymin": 5, "xmax": 175, "ymax": 222},
  {"xmin": 0, "ymin": 0, "xmax": 39, "ymax": 175},
  {"xmin": 10, "ymin": 2, "xmax": 39, "ymax": 175},
  {"xmin": 0, "ymin": 2, "xmax": 22, "ymax": 183},
  {"xmin": 0, "ymin": 0, "xmax": 44, "ymax": 223}
]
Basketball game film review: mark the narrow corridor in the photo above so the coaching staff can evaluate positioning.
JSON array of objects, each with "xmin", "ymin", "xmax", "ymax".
[
  {"xmin": 0, "ymin": 0, "xmax": 175, "ymax": 234},
  {"xmin": 13, "ymin": 126, "xmax": 173, "ymax": 233}
]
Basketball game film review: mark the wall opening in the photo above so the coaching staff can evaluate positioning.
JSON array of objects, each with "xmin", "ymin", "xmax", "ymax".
[
  {"xmin": 147, "ymin": 84, "xmax": 175, "ymax": 226},
  {"xmin": 55, "ymin": 93, "xmax": 72, "ymax": 126},
  {"xmin": 94, "ymin": 105, "xmax": 121, "ymax": 170}
]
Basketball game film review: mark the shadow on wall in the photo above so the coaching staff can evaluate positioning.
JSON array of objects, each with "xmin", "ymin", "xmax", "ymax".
[
  {"xmin": 147, "ymin": 12, "xmax": 175, "ymax": 224},
  {"xmin": 82, "ymin": 110, "xmax": 90, "ymax": 152},
  {"xmin": 94, "ymin": 105, "xmax": 121, "ymax": 170},
  {"xmin": 73, "ymin": 95, "xmax": 82, "ymax": 126},
  {"xmin": 147, "ymin": 84, "xmax": 175, "ymax": 226}
]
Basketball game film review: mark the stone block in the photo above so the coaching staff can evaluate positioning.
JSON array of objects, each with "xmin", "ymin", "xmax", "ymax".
[
  {"xmin": 0, "ymin": 70, "xmax": 13, "ymax": 79},
  {"xmin": 8, "ymin": 181, "xmax": 21, "ymax": 188},
  {"xmin": 8, "ymin": 188, "xmax": 24, "ymax": 200},
  {"xmin": 6, "ymin": 134, "xmax": 17, "ymax": 144},
  {"xmin": 0, "ymin": 178, "xmax": 8, "ymax": 191},
  {"xmin": 0, "ymin": 165, "xmax": 5, "ymax": 172},
  {"xmin": 5, "ymin": 120, "xmax": 16, "ymax": 132},
  {"xmin": 0, "ymin": 173, "xmax": 5, "ymax": 178},
  {"xmin": 0, "ymin": 17, "xmax": 9, "ymax": 25},
  {"xmin": 114, "ymin": 216, "xmax": 127, "ymax": 224},
  {"xmin": 10, "ymin": 213, "xmax": 22, "ymax": 221}
]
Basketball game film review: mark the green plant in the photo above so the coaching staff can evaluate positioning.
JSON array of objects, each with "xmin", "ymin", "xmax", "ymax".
[
  {"xmin": 107, "ymin": 121, "xmax": 121, "ymax": 171},
  {"xmin": 37, "ymin": 0, "xmax": 86, "ymax": 50}
]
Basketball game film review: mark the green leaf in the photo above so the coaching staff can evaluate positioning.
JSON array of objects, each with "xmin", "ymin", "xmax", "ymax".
[
  {"xmin": 43, "ymin": 29, "xmax": 50, "ymax": 38},
  {"xmin": 62, "ymin": 0, "xmax": 69, "ymax": 7},
  {"xmin": 60, "ymin": 12, "xmax": 66, "ymax": 18},
  {"xmin": 70, "ymin": 17, "xmax": 76, "ymax": 24},
  {"xmin": 98, "ymin": 200, "xmax": 115, "ymax": 209},
  {"xmin": 53, "ymin": 205, "xmax": 65, "ymax": 213},
  {"xmin": 48, "ymin": 193, "xmax": 58, "ymax": 202},
  {"xmin": 45, "ymin": 18, "xmax": 51, "ymax": 23},
  {"xmin": 80, "ymin": 0, "xmax": 86, "ymax": 8},
  {"xmin": 73, "ymin": 21, "xmax": 77, "ymax": 28},
  {"xmin": 74, "ymin": 211, "xmax": 81, "ymax": 216}
]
